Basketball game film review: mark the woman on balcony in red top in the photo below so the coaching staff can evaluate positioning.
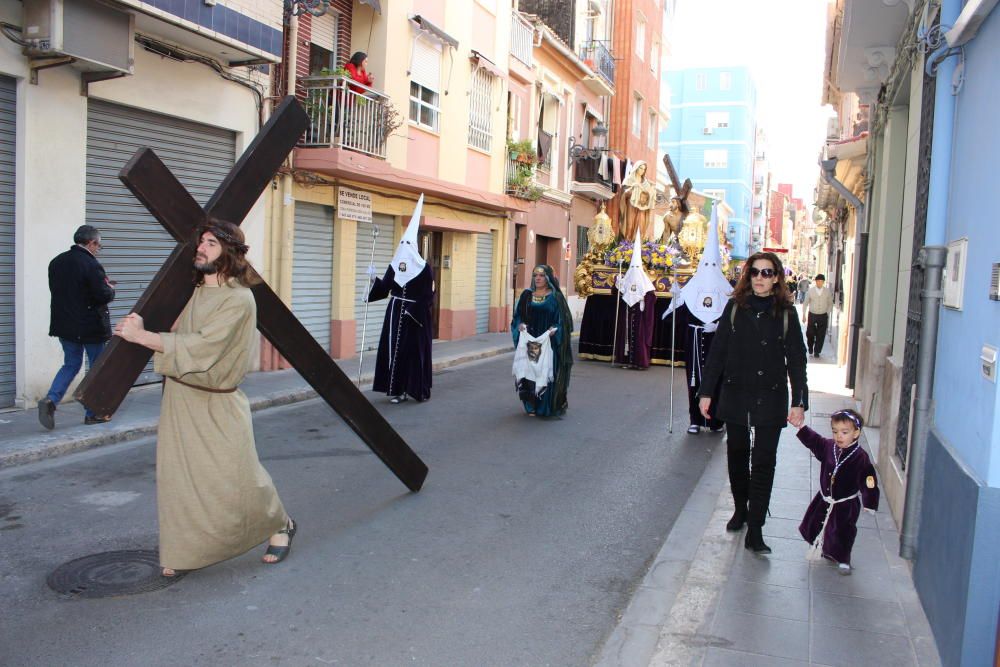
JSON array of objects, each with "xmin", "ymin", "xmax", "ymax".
[{"xmin": 345, "ymin": 51, "xmax": 375, "ymax": 93}]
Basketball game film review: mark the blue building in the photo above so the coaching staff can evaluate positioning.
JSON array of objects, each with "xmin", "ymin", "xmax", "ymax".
[
  {"xmin": 660, "ymin": 66, "xmax": 757, "ymax": 259},
  {"xmin": 819, "ymin": 1, "xmax": 1000, "ymax": 664}
]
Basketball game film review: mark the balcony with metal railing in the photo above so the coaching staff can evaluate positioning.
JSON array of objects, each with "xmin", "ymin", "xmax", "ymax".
[
  {"xmin": 298, "ymin": 75, "xmax": 395, "ymax": 159},
  {"xmin": 579, "ymin": 40, "xmax": 615, "ymax": 89},
  {"xmin": 511, "ymin": 13, "xmax": 534, "ymax": 67}
]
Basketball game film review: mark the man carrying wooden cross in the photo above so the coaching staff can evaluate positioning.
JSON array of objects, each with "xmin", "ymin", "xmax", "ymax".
[{"xmin": 116, "ymin": 219, "xmax": 296, "ymax": 576}]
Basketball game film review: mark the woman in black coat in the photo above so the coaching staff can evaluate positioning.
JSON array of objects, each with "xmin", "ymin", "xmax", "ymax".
[{"xmin": 698, "ymin": 252, "xmax": 808, "ymax": 553}]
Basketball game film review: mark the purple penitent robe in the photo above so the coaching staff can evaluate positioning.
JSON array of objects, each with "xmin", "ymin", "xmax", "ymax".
[
  {"xmin": 797, "ymin": 425, "xmax": 880, "ymax": 565},
  {"xmin": 613, "ymin": 289, "xmax": 656, "ymax": 369}
]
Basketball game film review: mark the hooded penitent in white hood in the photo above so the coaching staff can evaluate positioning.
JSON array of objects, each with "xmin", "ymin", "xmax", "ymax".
[
  {"xmin": 390, "ymin": 194, "xmax": 427, "ymax": 287},
  {"xmin": 662, "ymin": 201, "xmax": 732, "ymax": 325},
  {"xmin": 618, "ymin": 228, "xmax": 656, "ymax": 310}
]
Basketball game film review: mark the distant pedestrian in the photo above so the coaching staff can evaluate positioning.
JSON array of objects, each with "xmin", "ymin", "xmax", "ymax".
[
  {"xmin": 797, "ymin": 275, "xmax": 809, "ymax": 303},
  {"xmin": 802, "ymin": 274, "xmax": 833, "ymax": 358},
  {"xmin": 795, "ymin": 408, "xmax": 879, "ymax": 575},
  {"xmin": 512, "ymin": 264, "xmax": 574, "ymax": 417},
  {"xmin": 39, "ymin": 225, "xmax": 115, "ymax": 430},
  {"xmin": 698, "ymin": 252, "xmax": 809, "ymax": 554}
]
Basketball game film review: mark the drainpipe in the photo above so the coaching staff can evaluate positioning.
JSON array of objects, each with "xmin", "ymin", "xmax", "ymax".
[
  {"xmin": 820, "ymin": 157, "xmax": 867, "ymax": 389},
  {"xmin": 900, "ymin": 0, "xmax": 961, "ymax": 560}
]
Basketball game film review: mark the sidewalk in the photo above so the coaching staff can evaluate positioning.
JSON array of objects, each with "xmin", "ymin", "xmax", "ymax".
[
  {"xmin": 0, "ymin": 332, "xmax": 514, "ymax": 469},
  {"xmin": 595, "ymin": 347, "xmax": 943, "ymax": 667}
]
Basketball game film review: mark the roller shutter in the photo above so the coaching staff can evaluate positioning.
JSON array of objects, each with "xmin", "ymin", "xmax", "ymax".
[
  {"xmin": 0, "ymin": 77, "xmax": 15, "ymax": 407},
  {"xmin": 291, "ymin": 203, "xmax": 334, "ymax": 351},
  {"xmin": 354, "ymin": 214, "xmax": 394, "ymax": 353},
  {"xmin": 475, "ymin": 231, "xmax": 493, "ymax": 334},
  {"xmin": 86, "ymin": 100, "xmax": 236, "ymax": 384}
]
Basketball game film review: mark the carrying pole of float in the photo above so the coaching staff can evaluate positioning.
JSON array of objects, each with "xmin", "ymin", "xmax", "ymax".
[
  {"xmin": 610, "ymin": 257, "xmax": 623, "ymax": 366},
  {"xmin": 357, "ymin": 223, "xmax": 380, "ymax": 386},
  {"xmin": 668, "ymin": 271, "xmax": 677, "ymax": 433}
]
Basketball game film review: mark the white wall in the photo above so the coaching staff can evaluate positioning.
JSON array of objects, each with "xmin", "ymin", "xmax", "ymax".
[{"xmin": 0, "ymin": 5, "xmax": 265, "ymax": 405}]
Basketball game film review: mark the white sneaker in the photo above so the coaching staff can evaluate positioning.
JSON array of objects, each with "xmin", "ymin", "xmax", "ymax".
[
  {"xmin": 837, "ymin": 563, "xmax": 852, "ymax": 575},
  {"xmin": 687, "ymin": 425, "xmax": 700, "ymax": 434}
]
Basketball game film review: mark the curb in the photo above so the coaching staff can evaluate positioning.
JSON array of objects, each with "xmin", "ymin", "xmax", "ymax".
[{"xmin": 0, "ymin": 344, "xmax": 513, "ymax": 470}]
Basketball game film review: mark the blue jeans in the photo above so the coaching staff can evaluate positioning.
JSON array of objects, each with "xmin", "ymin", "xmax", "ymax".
[{"xmin": 46, "ymin": 339, "xmax": 106, "ymax": 418}]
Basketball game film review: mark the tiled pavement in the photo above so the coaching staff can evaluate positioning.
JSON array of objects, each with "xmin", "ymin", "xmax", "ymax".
[{"xmin": 596, "ymin": 341, "xmax": 942, "ymax": 667}]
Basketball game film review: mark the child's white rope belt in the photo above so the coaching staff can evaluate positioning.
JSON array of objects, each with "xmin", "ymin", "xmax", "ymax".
[{"xmin": 806, "ymin": 491, "xmax": 862, "ymax": 561}]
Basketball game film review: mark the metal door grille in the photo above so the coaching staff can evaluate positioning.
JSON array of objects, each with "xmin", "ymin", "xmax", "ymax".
[{"xmin": 895, "ymin": 64, "xmax": 936, "ymax": 468}]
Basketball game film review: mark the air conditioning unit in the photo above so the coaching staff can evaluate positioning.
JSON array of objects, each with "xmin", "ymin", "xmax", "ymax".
[
  {"xmin": 23, "ymin": 0, "xmax": 135, "ymax": 75},
  {"xmin": 703, "ymin": 127, "xmax": 713, "ymax": 135}
]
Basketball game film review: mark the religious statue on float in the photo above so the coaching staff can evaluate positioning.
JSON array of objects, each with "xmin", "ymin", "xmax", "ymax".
[{"xmin": 621, "ymin": 160, "xmax": 658, "ymax": 242}]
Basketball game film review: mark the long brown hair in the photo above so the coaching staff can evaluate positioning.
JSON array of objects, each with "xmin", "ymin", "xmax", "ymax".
[
  {"xmin": 193, "ymin": 218, "xmax": 261, "ymax": 288},
  {"xmin": 732, "ymin": 252, "xmax": 792, "ymax": 310}
]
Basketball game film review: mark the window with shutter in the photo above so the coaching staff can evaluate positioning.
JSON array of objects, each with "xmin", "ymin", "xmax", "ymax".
[{"xmin": 409, "ymin": 39, "xmax": 442, "ymax": 131}]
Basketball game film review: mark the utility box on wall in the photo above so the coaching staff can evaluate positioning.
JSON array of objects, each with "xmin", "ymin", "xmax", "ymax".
[{"xmin": 23, "ymin": 0, "xmax": 135, "ymax": 75}]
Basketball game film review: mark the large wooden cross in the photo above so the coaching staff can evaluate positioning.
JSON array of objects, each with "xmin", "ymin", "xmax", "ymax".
[{"xmin": 75, "ymin": 96, "xmax": 428, "ymax": 492}]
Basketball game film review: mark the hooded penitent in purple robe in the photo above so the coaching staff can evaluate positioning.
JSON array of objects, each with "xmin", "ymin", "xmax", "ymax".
[
  {"xmin": 797, "ymin": 425, "xmax": 880, "ymax": 565},
  {"xmin": 613, "ymin": 290, "xmax": 656, "ymax": 369}
]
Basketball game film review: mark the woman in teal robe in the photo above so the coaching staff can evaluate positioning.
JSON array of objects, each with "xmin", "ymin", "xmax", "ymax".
[{"xmin": 511, "ymin": 264, "xmax": 574, "ymax": 417}]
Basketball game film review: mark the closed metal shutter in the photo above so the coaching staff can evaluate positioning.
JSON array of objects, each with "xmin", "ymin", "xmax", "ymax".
[
  {"xmin": 354, "ymin": 214, "xmax": 394, "ymax": 353},
  {"xmin": 475, "ymin": 231, "xmax": 494, "ymax": 334},
  {"xmin": 86, "ymin": 100, "xmax": 235, "ymax": 384},
  {"xmin": 310, "ymin": 12, "xmax": 338, "ymax": 52},
  {"xmin": 0, "ymin": 77, "xmax": 15, "ymax": 407},
  {"xmin": 291, "ymin": 203, "xmax": 334, "ymax": 351}
]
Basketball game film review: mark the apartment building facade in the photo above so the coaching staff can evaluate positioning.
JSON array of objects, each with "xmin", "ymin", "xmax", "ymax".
[{"xmin": 660, "ymin": 66, "xmax": 756, "ymax": 260}]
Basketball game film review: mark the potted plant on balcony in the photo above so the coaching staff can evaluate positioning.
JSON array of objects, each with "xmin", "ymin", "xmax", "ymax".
[
  {"xmin": 507, "ymin": 163, "xmax": 543, "ymax": 201},
  {"xmin": 507, "ymin": 138, "xmax": 537, "ymax": 165}
]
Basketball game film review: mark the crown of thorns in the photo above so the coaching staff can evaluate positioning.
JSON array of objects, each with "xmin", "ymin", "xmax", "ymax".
[{"xmin": 201, "ymin": 224, "xmax": 249, "ymax": 254}]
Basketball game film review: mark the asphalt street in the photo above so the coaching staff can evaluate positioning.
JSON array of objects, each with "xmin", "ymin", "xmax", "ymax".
[{"xmin": 0, "ymin": 353, "xmax": 721, "ymax": 666}]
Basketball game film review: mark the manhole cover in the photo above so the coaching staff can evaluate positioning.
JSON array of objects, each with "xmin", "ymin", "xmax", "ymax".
[{"xmin": 47, "ymin": 550, "xmax": 186, "ymax": 598}]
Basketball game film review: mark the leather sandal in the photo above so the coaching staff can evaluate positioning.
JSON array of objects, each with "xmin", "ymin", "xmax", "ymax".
[{"xmin": 262, "ymin": 518, "xmax": 297, "ymax": 564}]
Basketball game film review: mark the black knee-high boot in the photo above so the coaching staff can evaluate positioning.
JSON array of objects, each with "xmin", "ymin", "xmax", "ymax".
[
  {"xmin": 744, "ymin": 426, "xmax": 782, "ymax": 553},
  {"xmin": 725, "ymin": 424, "xmax": 750, "ymax": 531}
]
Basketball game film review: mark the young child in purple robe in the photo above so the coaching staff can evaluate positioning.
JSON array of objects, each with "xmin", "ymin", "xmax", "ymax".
[{"xmin": 796, "ymin": 408, "xmax": 879, "ymax": 575}]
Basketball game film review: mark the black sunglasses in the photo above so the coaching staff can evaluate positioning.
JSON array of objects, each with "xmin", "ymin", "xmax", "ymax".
[{"xmin": 748, "ymin": 267, "xmax": 776, "ymax": 278}]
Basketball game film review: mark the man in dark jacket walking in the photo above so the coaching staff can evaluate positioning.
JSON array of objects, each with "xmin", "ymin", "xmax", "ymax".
[{"xmin": 39, "ymin": 225, "xmax": 115, "ymax": 429}]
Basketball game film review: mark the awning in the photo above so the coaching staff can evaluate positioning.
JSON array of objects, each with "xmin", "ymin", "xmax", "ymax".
[
  {"xmin": 470, "ymin": 50, "xmax": 504, "ymax": 78},
  {"xmin": 358, "ymin": 0, "xmax": 381, "ymax": 14},
  {"xmin": 410, "ymin": 15, "xmax": 458, "ymax": 48}
]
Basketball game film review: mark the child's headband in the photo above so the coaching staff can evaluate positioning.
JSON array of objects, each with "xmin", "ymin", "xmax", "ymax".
[{"xmin": 831, "ymin": 409, "xmax": 862, "ymax": 429}]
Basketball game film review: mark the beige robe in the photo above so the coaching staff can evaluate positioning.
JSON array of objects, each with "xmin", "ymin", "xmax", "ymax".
[{"xmin": 153, "ymin": 282, "xmax": 287, "ymax": 570}]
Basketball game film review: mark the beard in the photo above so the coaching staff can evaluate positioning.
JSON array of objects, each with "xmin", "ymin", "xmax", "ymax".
[{"xmin": 194, "ymin": 258, "xmax": 218, "ymax": 275}]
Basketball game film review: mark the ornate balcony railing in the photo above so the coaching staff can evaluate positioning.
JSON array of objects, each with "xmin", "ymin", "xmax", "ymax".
[
  {"xmin": 299, "ymin": 75, "xmax": 394, "ymax": 159},
  {"xmin": 511, "ymin": 13, "xmax": 534, "ymax": 67},
  {"xmin": 579, "ymin": 40, "xmax": 615, "ymax": 88}
]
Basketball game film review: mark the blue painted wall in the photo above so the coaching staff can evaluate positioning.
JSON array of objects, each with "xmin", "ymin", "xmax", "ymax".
[
  {"xmin": 915, "ymin": 9, "xmax": 1000, "ymax": 667},
  {"xmin": 660, "ymin": 67, "xmax": 757, "ymax": 259},
  {"xmin": 931, "ymin": 10, "xmax": 1000, "ymax": 487}
]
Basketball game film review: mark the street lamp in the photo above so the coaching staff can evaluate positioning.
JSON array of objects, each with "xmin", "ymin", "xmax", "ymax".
[{"xmin": 568, "ymin": 121, "xmax": 611, "ymax": 162}]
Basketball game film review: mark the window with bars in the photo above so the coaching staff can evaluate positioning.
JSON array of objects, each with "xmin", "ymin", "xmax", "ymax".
[{"xmin": 468, "ymin": 67, "xmax": 495, "ymax": 151}]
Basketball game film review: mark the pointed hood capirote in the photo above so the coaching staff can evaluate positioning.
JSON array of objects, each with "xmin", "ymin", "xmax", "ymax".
[
  {"xmin": 662, "ymin": 201, "xmax": 733, "ymax": 325},
  {"xmin": 618, "ymin": 228, "xmax": 655, "ymax": 309},
  {"xmin": 390, "ymin": 194, "xmax": 427, "ymax": 288}
]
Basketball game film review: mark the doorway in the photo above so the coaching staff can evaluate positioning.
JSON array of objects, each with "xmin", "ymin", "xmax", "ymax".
[{"xmin": 419, "ymin": 230, "xmax": 443, "ymax": 338}]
